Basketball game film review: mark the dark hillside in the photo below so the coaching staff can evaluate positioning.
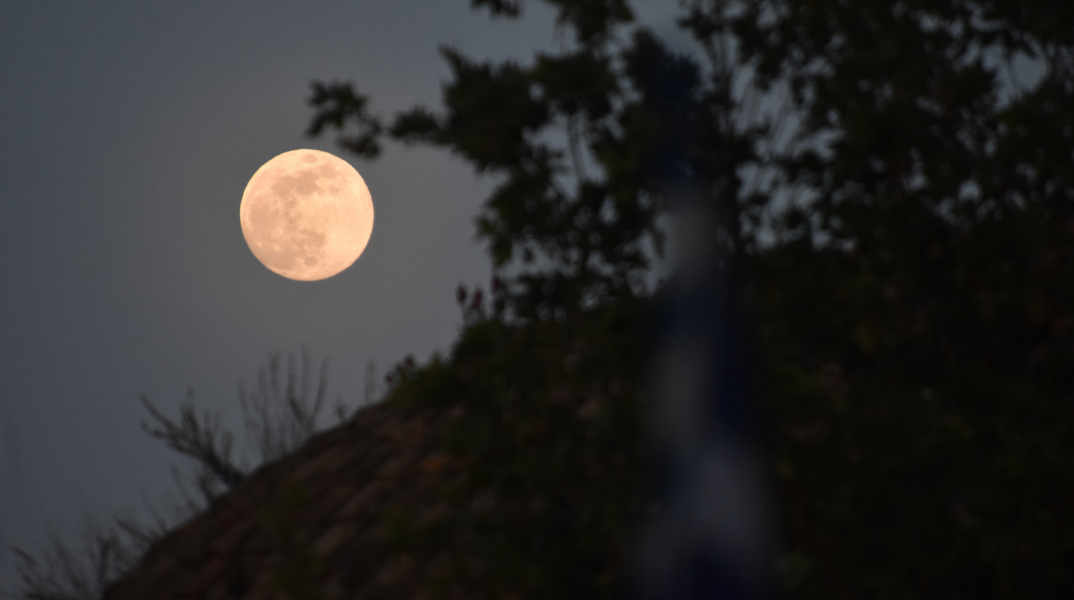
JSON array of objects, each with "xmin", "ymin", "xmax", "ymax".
[
  {"xmin": 102, "ymin": 401, "xmax": 456, "ymax": 599},
  {"xmin": 103, "ymin": 301, "xmax": 650, "ymax": 600}
]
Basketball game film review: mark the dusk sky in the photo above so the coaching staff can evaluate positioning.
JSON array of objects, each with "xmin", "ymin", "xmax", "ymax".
[{"xmin": 0, "ymin": 0, "xmax": 685, "ymax": 587}]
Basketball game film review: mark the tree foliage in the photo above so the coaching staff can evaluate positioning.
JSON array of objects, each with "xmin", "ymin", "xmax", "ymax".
[
  {"xmin": 735, "ymin": 1, "xmax": 1074, "ymax": 595},
  {"xmin": 310, "ymin": 2, "xmax": 733, "ymax": 320},
  {"xmin": 372, "ymin": 296, "xmax": 649, "ymax": 600},
  {"xmin": 311, "ymin": 0, "xmax": 1074, "ymax": 597}
]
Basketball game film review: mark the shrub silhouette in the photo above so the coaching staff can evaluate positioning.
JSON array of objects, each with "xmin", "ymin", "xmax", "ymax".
[{"xmin": 13, "ymin": 350, "xmax": 356, "ymax": 600}]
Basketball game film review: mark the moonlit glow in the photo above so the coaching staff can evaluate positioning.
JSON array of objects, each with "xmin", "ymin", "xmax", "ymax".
[{"xmin": 240, "ymin": 149, "xmax": 374, "ymax": 281}]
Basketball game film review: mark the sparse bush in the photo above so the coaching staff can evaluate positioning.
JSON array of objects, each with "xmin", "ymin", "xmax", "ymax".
[{"xmin": 13, "ymin": 349, "xmax": 362, "ymax": 600}]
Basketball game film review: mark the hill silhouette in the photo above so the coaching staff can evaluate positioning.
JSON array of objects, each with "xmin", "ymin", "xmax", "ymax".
[
  {"xmin": 103, "ymin": 401, "xmax": 454, "ymax": 599},
  {"xmin": 102, "ymin": 303, "xmax": 650, "ymax": 600}
]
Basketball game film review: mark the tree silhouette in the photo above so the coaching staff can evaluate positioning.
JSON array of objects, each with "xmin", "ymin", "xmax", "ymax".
[
  {"xmin": 737, "ymin": 1, "xmax": 1074, "ymax": 595},
  {"xmin": 309, "ymin": 6, "xmax": 716, "ymax": 320},
  {"xmin": 311, "ymin": 0, "xmax": 1074, "ymax": 596}
]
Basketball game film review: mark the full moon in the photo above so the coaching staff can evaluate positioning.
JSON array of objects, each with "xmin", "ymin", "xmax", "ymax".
[{"xmin": 240, "ymin": 149, "xmax": 374, "ymax": 281}]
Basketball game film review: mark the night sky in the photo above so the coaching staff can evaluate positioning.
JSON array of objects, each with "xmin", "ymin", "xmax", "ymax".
[{"xmin": 0, "ymin": 0, "xmax": 683, "ymax": 587}]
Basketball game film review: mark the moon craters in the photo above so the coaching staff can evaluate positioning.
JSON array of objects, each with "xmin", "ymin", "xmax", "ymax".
[{"xmin": 239, "ymin": 149, "xmax": 373, "ymax": 281}]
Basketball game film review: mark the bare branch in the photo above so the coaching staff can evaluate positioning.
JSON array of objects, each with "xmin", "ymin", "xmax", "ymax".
[{"xmin": 139, "ymin": 392, "xmax": 246, "ymax": 491}]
